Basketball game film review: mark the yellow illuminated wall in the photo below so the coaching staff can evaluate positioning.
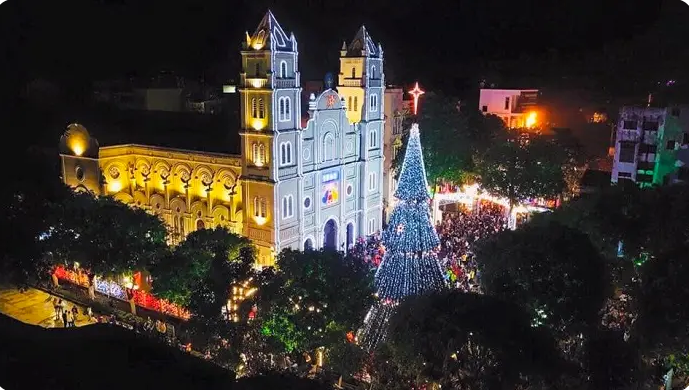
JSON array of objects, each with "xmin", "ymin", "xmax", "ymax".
[{"xmin": 338, "ymin": 57, "xmax": 366, "ymax": 124}]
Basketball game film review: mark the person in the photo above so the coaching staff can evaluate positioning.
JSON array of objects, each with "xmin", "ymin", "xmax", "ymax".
[
  {"xmin": 53, "ymin": 298, "xmax": 61, "ymax": 320},
  {"xmin": 143, "ymin": 317, "xmax": 154, "ymax": 332},
  {"xmin": 71, "ymin": 306, "xmax": 79, "ymax": 323},
  {"xmin": 64, "ymin": 310, "xmax": 72, "ymax": 328},
  {"xmin": 85, "ymin": 306, "xmax": 93, "ymax": 321},
  {"xmin": 61, "ymin": 307, "xmax": 68, "ymax": 327}
]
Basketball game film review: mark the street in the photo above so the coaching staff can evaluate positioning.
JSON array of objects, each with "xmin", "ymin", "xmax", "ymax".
[{"xmin": 0, "ymin": 287, "xmax": 96, "ymax": 328}]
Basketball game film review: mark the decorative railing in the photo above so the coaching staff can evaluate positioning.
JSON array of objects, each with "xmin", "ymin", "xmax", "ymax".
[
  {"xmin": 341, "ymin": 79, "xmax": 363, "ymax": 87},
  {"xmin": 53, "ymin": 266, "xmax": 190, "ymax": 320},
  {"xmin": 274, "ymin": 78, "xmax": 297, "ymax": 88}
]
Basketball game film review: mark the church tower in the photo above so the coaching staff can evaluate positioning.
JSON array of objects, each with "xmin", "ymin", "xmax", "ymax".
[
  {"xmin": 337, "ymin": 26, "xmax": 385, "ymax": 125},
  {"xmin": 239, "ymin": 11, "xmax": 302, "ymax": 266},
  {"xmin": 338, "ymin": 26, "xmax": 385, "ymax": 238}
]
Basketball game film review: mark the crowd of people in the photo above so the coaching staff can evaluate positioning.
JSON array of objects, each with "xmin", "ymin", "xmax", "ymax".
[{"xmin": 435, "ymin": 201, "xmax": 508, "ymax": 292}]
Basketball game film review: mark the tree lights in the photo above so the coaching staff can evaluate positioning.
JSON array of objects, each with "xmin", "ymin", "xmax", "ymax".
[{"xmin": 358, "ymin": 124, "xmax": 446, "ymax": 350}]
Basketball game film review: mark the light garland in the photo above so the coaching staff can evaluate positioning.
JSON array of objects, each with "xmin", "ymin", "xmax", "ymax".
[{"xmin": 358, "ymin": 124, "xmax": 446, "ymax": 351}]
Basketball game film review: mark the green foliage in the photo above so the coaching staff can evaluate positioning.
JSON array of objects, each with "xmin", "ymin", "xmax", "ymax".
[
  {"xmin": 476, "ymin": 221, "xmax": 609, "ymax": 338},
  {"xmin": 392, "ymin": 92, "xmax": 507, "ymax": 187},
  {"xmin": 383, "ymin": 291, "xmax": 564, "ymax": 389},
  {"xmin": 46, "ymin": 193, "xmax": 169, "ymax": 277},
  {"xmin": 475, "ymin": 134, "xmax": 567, "ymax": 208},
  {"xmin": 325, "ymin": 341, "xmax": 368, "ymax": 382},
  {"xmin": 0, "ymin": 152, "xmax": 72, "ymax": 285},
  {"xmin": 258, "ymin": 249, "xmax": 374, "ymax": 354},
  {"xmin": 151, "ymin": 228, "xmax": 255, "ymax": 311}
]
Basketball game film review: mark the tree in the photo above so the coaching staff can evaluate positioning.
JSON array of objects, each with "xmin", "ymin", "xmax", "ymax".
[
  {"xmin": 392, "ymin": 92, "xmax": 506, "ymax": 189},
  {"xmin": 151, "ymin": 227, "xmax": 255, "ymax": 311},
  {"xmin": 359, "ymin": 124, "xmax": 446, "ymax": 351},
  {"xmin": 0, "ymin": 151, "xmax": 72, "ymax": 285},
  {"xmin": 46, "ymin": 193, "xmax": 169, "ymax": 277},
  {"xmin": 475, "ymin": 134, "xmax": 566, "ymax": 211},
  {"xmin": 383, "ymin": 291, "xmax": 564, "ymax": 389},
  {"xmin": 258, "ymin": 249, "xmax": 374, "ymax": 355},
  {"xmin": 476, "ymin": 221, "xmax": 609, "ymax": 344}
]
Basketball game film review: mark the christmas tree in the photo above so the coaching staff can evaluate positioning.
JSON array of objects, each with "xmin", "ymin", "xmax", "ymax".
[{"xmin": 358, "ymin": 123, "xmax": 446, "ymax": 350}]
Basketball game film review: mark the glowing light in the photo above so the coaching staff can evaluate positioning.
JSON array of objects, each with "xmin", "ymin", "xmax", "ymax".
[
  {"xmin": 525, "ymin": 111, "xmax": 537, "ymax": 128},
  {"xmin": 408, "ymin": 82, "xmax": 425, "ymax": 115},
  {"xmin": 108, "ymin": 181, "xmax": 123, "ymax": 193},
  {"xmin": 358, "ymin": 123, "xmax": 446, "ymax": 351},
  {"xmin": 249, "ymin": 78, "xmax": 264, "ymax": 88},
  {"xmin": 251, "ymin": 119, "xmax": 266, "ymax": 131},
  {"xmin": 254, "ymin": 216, "xmax": 267, "ymax": 226},
  {"xmin": 252, "ymin": 42, "xmax": 264, "ymax": 50}
]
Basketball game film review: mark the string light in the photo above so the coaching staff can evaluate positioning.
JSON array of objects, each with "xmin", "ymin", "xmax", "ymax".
[{"xmin": 358, "ymin": 123, "xmax": 446, "ymax": 350}]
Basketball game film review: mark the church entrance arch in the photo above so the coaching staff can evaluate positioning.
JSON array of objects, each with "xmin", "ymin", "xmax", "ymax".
[
  {"xmin": 304, "ymin": 238, "xmax": 313, "ymax": 251},
  {"xmin": 346, "ymin": 223, "xmax": 354, "ymax": 253},
  {"xmin": 323, "ymin": 219, "xmax": 338, "ymax": 250}
]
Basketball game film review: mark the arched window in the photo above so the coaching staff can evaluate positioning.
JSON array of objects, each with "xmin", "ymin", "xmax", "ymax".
[
  {"xmin": 258, "ymin": 98, "xmax": 265, "ymax": 118},
  {"xmin": 251, "ymin": 98, "xmax": 258, "ymax": 118},
  {"xmin": 252, "ymin": 142, "xmax": 259, "ymax": 164},
  {"xmin": 259, "ymin": 144, "xmax": 267, "ymax": 165},
  {"xmin": 260, "ymin": 198, "xmax": 267, "ymax": 218},
  {"xmin": 353, "ymin": 96, "xmax": 358, "ymax": 112},
  {"xmin": 255, "ymin": 63, "xmax": 260, "ymax": 77},
  {"xmin": 253, "ymin": 197, "xmax": 267, "ymax": 218},
  {"xmin": 323, "ymin": 133, "xmax": 335, "ymax": 161},
  {"xmin": 196, "ymin": 219, "xmax": 205, "ymax": 230},
  {"xmin": 371, "ymin": 65, "xmax": 376, "ymax": 79},
  {"xmin": 280, "ymin": 142, "xmax": 293, "ymax": 166},
  {"xmin": 370, "ymin": 94, "xmax": 378, "ymax": 112},
  {"xmin": 280, "ymin": 61, "xmax": 287, "ymax": 78},
  {"xmin": 369, "ymin": 128, "xmax": 378, "ymax": 149},
  {"xmin": 348, "ymin": 96, "xmax": 352, "ymax": 111},
  {"xmin": 351, "ymin": 67, "xmax": 356, "ymax": 79},
  {"xmin": 278, "ymin": 97, "xmax": 291, "ymax": 121},
  {"xmin": 281, "ymin": 195, "xmax": 294, "ymax": 219}
]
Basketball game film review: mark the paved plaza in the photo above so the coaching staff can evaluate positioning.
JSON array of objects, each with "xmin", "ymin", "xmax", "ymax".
[{"xmin": 0, "ymin": 287, "xmax": 95, "ymax": 328}]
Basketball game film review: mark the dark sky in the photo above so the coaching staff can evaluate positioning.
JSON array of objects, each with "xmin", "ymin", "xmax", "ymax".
[{"xmin": 2, "ymin": 0, "xmax": 689, "ymax": 99}]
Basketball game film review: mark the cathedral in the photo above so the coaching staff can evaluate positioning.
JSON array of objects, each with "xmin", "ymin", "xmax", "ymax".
[{"xmin": 58, "ymin": 11, "xmax": 385, "ymax": 266}]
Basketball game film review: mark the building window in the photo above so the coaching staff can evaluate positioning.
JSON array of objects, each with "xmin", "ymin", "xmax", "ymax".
[
  {"xmin": 75, "ymin": 166, "xmax": 85, "ymax": 182},
  {"xmin": 323, "ymin": 134, "xmax": 335, "ymax": 161},
  {"xmin": 482, "ymin": 105, "xmax": 488, "ymax": 113},
  {"xmin": 371, "ymin": 65, "xmax": 376, "ymax": 79},
  {"xmin": 258, "ymin": 98, "xmax": 265, "ymax": 119},
  {"xmin": 279, "ymin": 61, "xmax": 287, "ymax": 78},
  {"xmin": 348, "ymin": 96, "xmax": 352, "ymax": 111},
  {"xmin": 370, "ymin": 94, "xmax": 378, "ymax": 112},
  {"xmin": 368, "ymin": 218, "xmax": 376, "ymax": 235},
  {"xmin": 282, "ymin": 195, "xmax": 294, "ymax": 219},
  {"xmin": 280, "ymin": 142, "xmax": 293, "ymax": 166},
  {"xmin": 351, "ymin": 67, "xmax": 356, "ymax": 78},
  {"xmin": 354, "ymin": 96, "xmax": 358, "ymax": 112},
  {"xmin": 618, "ymin": 172, "xmax": 632, "ymax": 178},
  {"xmin": 304, "ymin": 197, "xmax": 311, "ymax": 209},
  {"xmin": 623, "ymin": 120, "xmax": 637, "ymax": 130},
  {"xmin": 369, "ymin": 128, "xmax": 378, "ymax": 149},
  {"xmin": 618, "ymin": 141, "xmax": 636, "ymax": 163},
  {"xmin": 667, "ymin": 140, "xmax": 676, "ymax": 150},
  {"xmin": 369, "ymin": 172, "xmax": 377, "ymax": 191},
  {"xmin": 253, "ymin": 197, "xmax": 267, "ymax": 218},
  {"xmin": 252, "ymin": 142, "xmax": 267, "ymax": 166},
  {"xmin": 642, "ymin": 121, "xmax": 659, "ymax": 131},
  {"xmin": 278, "ymin": 97, "xmax": 291, "ymax": 121},
  {"xmin": 346, "ymin": 184, "xmax": 353, "ymax": 196},
  {"xmin": 251, "ymin": 98, "xmax": 258, "ymax": 118},
  {"xmin": 504, "ymin": 97, "xmax": 510, "ymax": 110}
]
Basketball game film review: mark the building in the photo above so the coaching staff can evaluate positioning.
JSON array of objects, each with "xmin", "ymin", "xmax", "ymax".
[
  {"xmin": 382, "ymin": 87, "xmax": 410, "ymax": 223},
  {"xmin": 479, "ymin": 89, "xmax": 539, "ymax": 129},
  {"xmin": 611, "ymin": 106, "xmax": 689, "ymax": 187},
  {"xmin": 59, "ymin": 11, "xmax": 384, "ymax": 266}
]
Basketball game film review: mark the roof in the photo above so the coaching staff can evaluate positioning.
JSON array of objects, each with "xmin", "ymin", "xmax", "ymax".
[
  {"xmin": 247, "ymin": 10, "xmax": 296, "ymax": 52},
  {"xmin": 344, "ymin": 26, "xmax": 382, "ymax": 58},
  {"xmin": 72, "ymin": 107, "xmax": 240, "ymax": 155}
]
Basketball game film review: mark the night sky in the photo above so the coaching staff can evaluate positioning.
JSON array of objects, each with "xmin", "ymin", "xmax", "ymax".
[{"xmin": 2, "ymin": 0, "xmax": 689, "ymax": 102}]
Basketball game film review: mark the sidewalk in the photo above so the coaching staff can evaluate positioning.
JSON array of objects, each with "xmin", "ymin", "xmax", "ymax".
[{"xmin": 0, "ymin": 287, "xmax": 96, "ymax": 328}]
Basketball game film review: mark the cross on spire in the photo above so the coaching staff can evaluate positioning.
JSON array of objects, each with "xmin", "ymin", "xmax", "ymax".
[{"xmin": 408, "ymin": 82, "xmax": 425, "ymax": 116}]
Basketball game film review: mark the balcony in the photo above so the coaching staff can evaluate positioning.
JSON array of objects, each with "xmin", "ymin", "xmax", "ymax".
[
  {"xmin": 244, "ymin": 78, "xmax": 268, "ymax": 89},
  {"xmin": 274, "ymin": 78, "xmax": 297, "ymax": 88},
  {"xmin": 367, "ymin": 78, "xmax": 383, "ymax": 88},
  {"xmin": 617, "ymin": 129, "xmax": 640, "ymax": 142},
  {"xmin": 341, "ymin": 79, "xmax": 363, "ymax": 87}
]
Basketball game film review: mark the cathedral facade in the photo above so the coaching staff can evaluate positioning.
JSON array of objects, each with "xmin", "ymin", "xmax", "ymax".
[{"xmin": 58, "ymin": 11, "xmax": 385, "ymax": 266}]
